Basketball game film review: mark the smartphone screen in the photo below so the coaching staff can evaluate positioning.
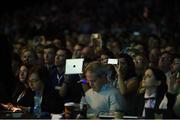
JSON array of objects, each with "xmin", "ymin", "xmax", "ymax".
[{"xmin": 107, "ymin": 59, "xmax": 118, "ymax": 64}]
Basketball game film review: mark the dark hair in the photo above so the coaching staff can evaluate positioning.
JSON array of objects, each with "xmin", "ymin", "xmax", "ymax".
[
  {"xmin": 160, "ymin": 51, "xmax": 174, "ymax": 63},
  {"xmin": 28, "ymin": 66, "xmax": 50, "ymax": 84},
  {"xmin": 44, "ymin": 44, "xmax": 58, "ymax": 53},
  {"xmin": 98, "ymin": 49, "xmax": 115, "ymax": 58},
  {"xmin": 58, "ymin": 48, "xmax": 72, "ymax": 59},
  {"xmin": 19, "ymin": 63, "xmax": 29, "ymax": 72},
  {"xmin": 12, "ymin": 52, "xmax": 22, "ymax": 67},
  {"xmin": 118, "ymin": 53, "xmax": 136, "ymax": 80},
  {"xmin": 147, "ymin": 67, "xmax": 167, "ymax": 100}
]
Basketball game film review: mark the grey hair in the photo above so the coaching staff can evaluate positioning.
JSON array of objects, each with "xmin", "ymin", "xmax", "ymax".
[{"xmin": 85, "ymin": 61, "xmax": 108, "ymax": 78}]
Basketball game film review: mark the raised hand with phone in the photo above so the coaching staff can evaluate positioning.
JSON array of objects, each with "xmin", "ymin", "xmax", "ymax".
[
  {"xmin": 168, "ymin": 72, "xmax": 180, "ymax": 94},
  {"xmin": 112, "ymin": 54, "xmax": 139, "ymax": 116},
  {"xmin": 90, "ymin": 33, "xmax": 103, "ymax": 53}
]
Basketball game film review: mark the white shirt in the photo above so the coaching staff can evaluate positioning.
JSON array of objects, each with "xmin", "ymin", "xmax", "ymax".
[
  {"xmin": 81, "ymin": 84, "xmax": 126, "ymax": 115},
  {"xmin": 142, "ymin": 92, "xmax": 156, "ymax": 117}
]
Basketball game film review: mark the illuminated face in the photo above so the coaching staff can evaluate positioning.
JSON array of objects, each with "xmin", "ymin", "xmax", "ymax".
[
  {"xmin": 44, "ymin": 48, "xmax": 55, "ymax": 65},
  {"xmin": 158, "ymin": 53, "xmax": 171, "ymax": 68},
  {"xmin": 134, "ymin": 55, "xmax": 146, "ymax": 70},
  {"xmin": 142, "ymin": 69, "xmax": 160, "ymax": 88},
  {"xmin": 100, "ymin": 54, "xmax": 108, "ymax": 64},
  {"xmin": 28, "ymin": 73, "xmax": 42, "ymax": 91},
  {"xmin": 85, "ymin": 71, "xmax": 103, "ymax": 92},
  {"xmin": 73, "ymin": 45, "xmax": 82, "ymax": 58},
  {"xmin": 22, "ymin": 51, "xmax": 35, "ymax": 66},
  {"xmin": 55, "ymin": 50, "xmax": 66, "ymax": 66},
  {"xmin": 19, "ymin": 65, "xmax": 28, "ymax": 82},
  {"xmin": 172, "ymin": 58, "xmax": 180, "ymax": 72}
]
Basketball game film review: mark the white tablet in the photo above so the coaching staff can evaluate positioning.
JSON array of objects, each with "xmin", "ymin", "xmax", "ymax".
[{"xmin": 65, "ymin": 58, "xmax": 84, "ymax": 74}]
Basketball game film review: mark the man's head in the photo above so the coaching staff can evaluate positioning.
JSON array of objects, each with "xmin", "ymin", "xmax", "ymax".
[
  {"xmin": 81, "ymin": 46, "xmax": 96, "ymax": 60},
  {"xmin": 21, "ymin": 48, "xmax": 36, "ymax": 67},
  {"xmin": 72, "ymin": 43, "xmax": 84, "ymax": 58},
  {"xmin": 55, "ymin": 48, "xmax": 72, "ymax": 67},
  {"xmin": 149, "ymin": 48, "xmax": 161, "ymax": 66},
  {"xmin": 28, "ymin": 66, "xmax": 50, "ymax": 92},
  {"xmin": 43, "ymin": 45, "xmax": 57, "ymax": 66},
  {"xmin": 158, "ymin": 52, "xmax": 173, "ymax": 73},
  {"xmin": 85, "ymin": 61, "xmax": 108, "ymax": 92}
]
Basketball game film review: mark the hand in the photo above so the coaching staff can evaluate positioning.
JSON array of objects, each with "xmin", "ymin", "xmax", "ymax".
[
  {"xmin": 1, "ymin": 103, "xmax": 13, "ymax": 110},
  {"xmin": 113, "ymin": 59, "xmax": 125, "ymax": 80},
  {"xmin": 138, "ymin": 81, "xmax": 145, "ymax": 94},
  {"xmin": 1, "ymin": 103, "xmax": 22, "ymax": 112},
  {"xmin": 168, "ymin": 72, "xmax": 180, "ymax": 94},
  {"xmin": 113, "ymin": 59, "xmax": 121, "ymax": 75},
  {"xmin": 11, "ymin": 106, "xmax": 22, "ymax": 112}
]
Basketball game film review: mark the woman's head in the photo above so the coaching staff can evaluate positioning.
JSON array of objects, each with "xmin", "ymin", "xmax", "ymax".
[
  {"xmin": 19, "ymin": 65, "xmax": 28, "ymax": 83},
  {"xmin": 118, "ymin": 53, "xmax": 136, "ymax": 80},
  {"xmin": 28, "ymin": 66, "xmax": 50, "ymax": 91},
  {"xmin": 142, "ymin": 67, "xmax": 167, "ymax": 97},
  {"xmin": 99, "ymin": 49, "xmax": 115, "ymax": 64}
]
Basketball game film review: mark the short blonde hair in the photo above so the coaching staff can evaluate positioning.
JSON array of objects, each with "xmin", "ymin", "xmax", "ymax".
[{"xmin": 85, "ymin": 61, "xmax": 108, "ymax": 78}]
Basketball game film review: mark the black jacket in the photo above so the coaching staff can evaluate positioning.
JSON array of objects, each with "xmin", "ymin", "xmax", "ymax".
[{"xmin": 136, "ymin": 92, "xmax": 177, "ymax": 119}]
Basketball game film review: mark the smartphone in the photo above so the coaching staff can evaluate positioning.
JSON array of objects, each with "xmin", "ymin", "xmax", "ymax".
[
  {"xmin": 107, "ymin": 59, "xmax": 118, "ymax": 64},
  {"xmin": 90, "ymin": 33, "xmax": 103, "ymax": 50},
  {"xmin": 91, "ymin": 33, "xmax": 101, "ymax": 39}
]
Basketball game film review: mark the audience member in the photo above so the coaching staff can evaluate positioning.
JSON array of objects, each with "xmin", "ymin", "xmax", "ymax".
[{"xmin": 81, "ymin": 61, "xmax": 126, "ymax": 115}]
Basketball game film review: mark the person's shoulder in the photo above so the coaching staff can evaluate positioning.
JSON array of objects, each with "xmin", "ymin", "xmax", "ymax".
[
  {"xmin": 85, "ymin": 89, "xmax": 94, "ymax": 95},
  {"xmin": 106, "ymin": 86, "xmax": 120, "ymax": 95}
]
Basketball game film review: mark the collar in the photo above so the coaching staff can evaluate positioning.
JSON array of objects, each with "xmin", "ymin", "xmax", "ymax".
[
  {"xmin": 144, "ymin": 92, "xmax": 156, "ymax": 99},
  {"xmin": 99, "ymin": 84, "xmax": 111, "ymax": 92}
]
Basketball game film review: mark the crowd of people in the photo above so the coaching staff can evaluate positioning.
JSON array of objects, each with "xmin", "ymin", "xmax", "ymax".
[{"xmin": 0, "ymin": 0, "xmax": 180, "ymax": 119}]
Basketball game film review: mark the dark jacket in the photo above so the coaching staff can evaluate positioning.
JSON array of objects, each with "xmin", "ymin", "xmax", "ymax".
[
  {"xmin": 136, "ymin": 92, "xmax": 177, "ymax": 119},
  {"xmin": 12, "ymin": 82, "xmax": 34, "ymax": 107}
]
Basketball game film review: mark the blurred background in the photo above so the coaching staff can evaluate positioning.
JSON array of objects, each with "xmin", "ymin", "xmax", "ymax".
[{"xmin": 0, "ymin": 0, "xmax": 180, "ymax": 46}]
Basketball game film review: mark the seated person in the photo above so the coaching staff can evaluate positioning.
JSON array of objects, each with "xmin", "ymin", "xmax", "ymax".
[
  {"xmin": 113, "ymin": 53, "xmax": 139, "ymax": 115},
  {"xmin": 27, "ymin": 66, "xmax": 60, "ymax": 118},
  {"xmin": 136, "ymin": 67, "xmax": 176, "ymax": 118},
  {"xmin": 80, "ymin": 61, "xmax": 126, "ymax": 116},
  {"xmin": 50, "ymin": 48, "xmax": 84, "ymax": 114},
  {"xmin": 1, "ymin": 66, "xmax": 61, "ymax": 118},
  {"xmin": 0, "ymin": 65, "xmax": 34, "ymax": 113},
  {"xmin": 12, "ymin": 64, "xmax": 34, "ymax": 108},
  {"xmin": 0, "ymin": 66, "xmax": 55, "ymax": 118}
]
